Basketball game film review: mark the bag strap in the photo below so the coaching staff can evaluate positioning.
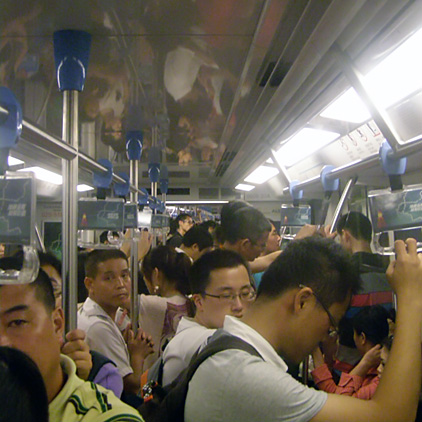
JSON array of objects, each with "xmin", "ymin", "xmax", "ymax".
[{"xmin": 184, "ymin": 331, "xmax": 263, "ymax": 384}]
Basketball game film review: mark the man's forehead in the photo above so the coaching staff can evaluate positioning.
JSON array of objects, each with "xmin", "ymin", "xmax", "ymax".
[
  {"xmin": 209, "ymin": 266, "xmax": 250, "ymax": 288},
  {"xmin": 0, "ymin": 284, "xmax": 37, "ymax": 312},
  {"xmin": 97, "ymin": 258, "xmax": 128, "ymax": 271}
]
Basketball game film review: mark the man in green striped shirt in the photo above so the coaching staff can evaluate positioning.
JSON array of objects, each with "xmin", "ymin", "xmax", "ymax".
[{"xmin": 0, "ymin": 256, "xmax": 144, "ymax": 422}]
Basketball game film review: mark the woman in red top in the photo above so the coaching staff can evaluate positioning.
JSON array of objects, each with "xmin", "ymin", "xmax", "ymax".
[{"xmin": 311, "ymin": 305, "xmax": 390, "ymax": 399}]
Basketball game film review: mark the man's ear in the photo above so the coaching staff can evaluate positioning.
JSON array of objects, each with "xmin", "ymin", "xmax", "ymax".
[
  {"xmin": 360, "ymin": 332, "xmax": 367, "ymax": 345},
  {"xmin": 238, "ymin": 238, "xmax": 251, "ymax": 254},
  {"xmin": 293, "ymin": 287, "xmax": 314, "ymax": 314},
  {"xmin": 84, "ymin": 277, "xmax": 93, "ymax": 295},
  {"xmin": 52, "ymin": 307, "xmax": 65, "ymax": 341},
  {"xmin": 192, "ymin": 293, "xmax": 204, "ymax": 311}
]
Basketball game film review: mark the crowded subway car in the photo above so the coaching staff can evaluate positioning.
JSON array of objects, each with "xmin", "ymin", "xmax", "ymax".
[{"xmin": 1, "ymin": 1, "xmax": 422, "ymax": 421}]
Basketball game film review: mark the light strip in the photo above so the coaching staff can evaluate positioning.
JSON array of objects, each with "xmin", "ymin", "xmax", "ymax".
[
  {"xmin": 235, "ymin": 183, "xmax": 255, "ymax": 191},
  {"xmin": 166, "ymin": 200, "xmax": 229, "ymax": 205},
  {"xmin": 275, "ymin": 128, "xmax": 340, "ymax": 167},
  {"xmin": 18, "ymin": 166, "xmax": 62, "ymax": 184},
  {"xmin": 8, "ymin": 156, "xmax": 24, "ymax": 166},
  {"xmin": 77, "ymin": 184, "xmax": 94, "ymax": 192},
  {"xmin": 244, "ymin": 165, "xmax": 279, "ymax": 184}
]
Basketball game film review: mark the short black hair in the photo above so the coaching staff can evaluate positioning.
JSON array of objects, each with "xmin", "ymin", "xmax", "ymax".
[
  {"xmin": 222, "ymin": 205, "xmax": 271, "ymax": 244},
  {"xmin": 0, "ymin": 346, "xmax": 49, "ymax": 422},
  {"xmin": 85, "ymin": 249, "xmax": 128, "ymax": 279},
  {"xmin": 141, "ymin": 245, "xmax": 192, "ymax": 296},
  {"xmin": 38, "ymin": 251, "xmax": 62, "ymax": 277},
  {"xmin": 176, "ymin": 213, "xmax": 192, "ymax": 224},
  {"xmin": 0, "ymin": 256, "xmax": 55, "ymax": 313},
  {"xmin": 182, "ymin": 226, "xmax": 213, "ymax": 251},
  {"xmin": 199, "ymin": 220, "xmax": 217, "ymax": 231},
  {"xmin": 189, "ymin": 249, "xmax": 249, "ymax": 295},
  {"xmin": 352, "ymin": 305, "xmax": 390, "ymax": 345},
  {"xmin": 258, "ymin": 237, "xmax": 361, "ymax": 307},
  {"xmin": 337, "ymin": 211, "xmax": 373, "ymax": 243}
]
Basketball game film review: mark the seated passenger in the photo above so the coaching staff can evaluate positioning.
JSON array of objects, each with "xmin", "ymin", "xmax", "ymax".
[
  {"xmin": 0, "ymin": 257, "xmax": 144, "ymax": 421},
  {"xmin": 38, "ymin": 251, "xmax": 124, "ymax": 398},
  {"xmin": 312, "ymin": 305, "xmax": 389, "ymax": 399},
  {"xmin": 0, "ymin": 346, "xmax": 49, "ymax": 422},
  {"xmin": 134, "ymin": 245, "xmax": 193, "ymax": 369},
  {"xmin": 184, "ymin": 237, "xmax": 422, "ymax": 422},
  {"xmin": 162, "ymin": 249, "xmax": 255, "ymax": 385},
  {"xmin": 78, "ymin": 249, "xmax": 154, "ymax": 396},
  {"xmin": 176, "ymin": 225, "xmax": 214, "ymax": 262}
]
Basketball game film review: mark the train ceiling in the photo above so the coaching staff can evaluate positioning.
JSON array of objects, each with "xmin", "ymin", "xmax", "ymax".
[{"xmin": 1, "ymin": 0, "xmax": 422, "ymax": 199}]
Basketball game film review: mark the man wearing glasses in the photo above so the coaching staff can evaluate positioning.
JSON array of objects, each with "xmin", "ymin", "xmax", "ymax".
[
  {"xmin": 161, "ymin": 249, "xmax": 255, "ymax": 385},
  {"xmin": 185, "ymin": 236, "xmax": 422, "ymax": 422}
]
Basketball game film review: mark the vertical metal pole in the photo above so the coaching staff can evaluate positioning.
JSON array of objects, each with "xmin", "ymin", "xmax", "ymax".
[
  {"xmin": 62, "ymin": 90, "xmax": 79, "ymax": 332},
  {"xmin": 129, "ymin": 160, "xmax": 139, "ymax": 335},
  {"xmin": 329, "ymin": 177, "xmax": 357, "ymax": 234}
]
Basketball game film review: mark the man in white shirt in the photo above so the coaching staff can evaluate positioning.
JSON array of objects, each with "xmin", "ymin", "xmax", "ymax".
[
  {"xmin": 162, "ymin": 249, "xmax": 255, "ymax": 385},
  {"xmin": 185, "ymin": 236, "xmax": 422, "ymax": 422},
  {"xmin": 78, "ymin": 249, "xmax": 153, "ymax": 396}
]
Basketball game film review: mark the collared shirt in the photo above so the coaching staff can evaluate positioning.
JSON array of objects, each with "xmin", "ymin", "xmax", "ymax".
[
  {"xmin": 49, "ymin": 355, "xmax": 143, "ymax": 422},
  {"xmin": 162, "ymin": 317, "xmax": 216, "ymax": 385},
  {"xmin": 185, "ymin": 316, "xmax": 327, "ymax": 422},
  {"xmin": 78, "ymin": 297, "xmax": 132, "ymax": 378}
]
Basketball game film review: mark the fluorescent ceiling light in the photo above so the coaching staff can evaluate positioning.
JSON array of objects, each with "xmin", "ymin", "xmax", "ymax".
[
  {"xmin": 235, "ymin": 183, "xmax": 255, "ymax": 191},
  {"xmin": 8, "ymin": 156, "xmax": 24, "ymax": 166},
  {"xmin": 244, "ymin": 165, "xmax": 279, "ymax": 184},
  {"xmin": 266, "ymin": 158, "xmax": 274, "ymax": 164},
  {"xmin": 166, "ymin": 200, "xmax": 229, "ymax": 205},
  {"xmin": 77, "ymin": 184, "xmax": 94, "ymax": 192},
  {"xmin": 18, "ymin": 166, "xmax": 62, "ymax": 185},
  {"xmin": 275, "ymin": 128, "xmax": 340, "ymax": 167},
  {"xmin": 364, "ymin": 28, "xmax": 422, "ymax": 108},
  {"xmin": 320, "ymin": 88, "xmax": 371, "ymax": 123}
]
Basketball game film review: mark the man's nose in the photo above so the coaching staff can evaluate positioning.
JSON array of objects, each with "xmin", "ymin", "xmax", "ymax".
[{"xmin": 231, "ymin": 295, "xmax": 244, "ymax": 311}]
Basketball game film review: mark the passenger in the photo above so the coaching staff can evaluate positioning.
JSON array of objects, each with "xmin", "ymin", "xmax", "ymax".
[
  {"xmin": 0, "ymin": 346, "xmax": 49, "ymax": 422},
  {"xmin": 38, "ymin": 250, "xmax": 125, "ymax": 398},
  {"xmin": 184, "ymin": 237, "xmax": 422, "ymax": 422},
  {"xmin": 253, "ymin": 219, "xmax": 281, "ymax": 288},
  {"xmin": 176, "ymin": 225, "xmax": 214, "ymax": 262},
  {"xmin": 311, "ymin": 305, "xmax": 389, "ymax": 399},
  {"xmin": 199, "ymin": 219, "xmax": 217, "ymax": 235},
  {"xmin": 220, "ymin": 201, "xmax": 274, "ymax": 273},
  {"xmin": 161, "ymin": 249, "xmax": 255, "ymax": 385},
  {"xmin": 336, "ymin": 211, "xmax": 393, "ymax": 366},
  {"xmin": 167, "ymin": 213, "xmax": 194, "ymax": 247},
  {"xmin": 0, "ymin": 257, "xmax": 144, "ymax": 421},
  {"xmin": 78, "ymin": 249, "xmax": 154, "ymax": 396},
  {"xmin": 136, "ymin": 245, "xmax": 193, "ymax": 368}
]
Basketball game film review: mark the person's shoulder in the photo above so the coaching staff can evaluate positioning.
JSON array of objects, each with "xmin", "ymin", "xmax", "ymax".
[{"xmin": 67, "ymin": 381, "xmax": 144, "ymax": 421}]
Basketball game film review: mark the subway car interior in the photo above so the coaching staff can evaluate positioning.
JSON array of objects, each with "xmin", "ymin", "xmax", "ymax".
[
  {"xmin": 2, "ymin": 0, "xmax": 422, "ymax": 420},
  {"xmin": 0, "ymin": 1, "xmax": 421, "ymax": 297}
]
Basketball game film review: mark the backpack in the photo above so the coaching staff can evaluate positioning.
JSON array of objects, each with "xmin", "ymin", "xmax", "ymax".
[{"xmin": 138, "ymin": 331, "xmax": 263, "ymax": 422}]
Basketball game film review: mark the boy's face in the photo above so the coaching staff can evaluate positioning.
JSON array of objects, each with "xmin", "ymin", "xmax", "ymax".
[{"xmin": 85, "ymin": 258, "xmax": 131, "ymax": 314}]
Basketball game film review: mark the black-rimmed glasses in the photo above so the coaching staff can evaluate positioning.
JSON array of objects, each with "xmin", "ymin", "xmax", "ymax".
[
  {"xmin": 299, "ymin": 284, "xmax": 338, "ymax": 337},
  {"xmin": 203, "ymin": 290, "xmax": 256, "ymax": 305}
]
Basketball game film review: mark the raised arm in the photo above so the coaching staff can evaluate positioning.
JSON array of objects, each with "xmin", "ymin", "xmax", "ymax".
[{"xmin": 312, "ymin": 238, "xmax": 422, "ymax": 422}]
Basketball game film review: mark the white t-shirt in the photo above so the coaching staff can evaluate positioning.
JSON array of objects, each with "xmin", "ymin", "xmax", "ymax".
[
  {"xmin": 78, "ymin": 297, "xmax": 132, "ymax": 378},
  {"xmin": 185, "ymin": 316, "xmax": 327, "ymax": 422},
  {"xmin": 162, "ymin": 317, "xmax": 215, "ymax": 385}
]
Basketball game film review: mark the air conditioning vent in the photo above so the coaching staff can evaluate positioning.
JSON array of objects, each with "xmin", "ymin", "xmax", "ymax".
[
  {"xmin": 145, "ymin": 188, "xmax": 190, "ymax": 195},
  {"xmin": 215, "ymin": 150, "xmax": 238, "ymax": 177},
  {"xmin": 199, "ymin": 188, "xmax": 219, "ymax": 199},
  {"xmin": 142, "ymin": 171, "xmax": 190, "ymax": 179}
]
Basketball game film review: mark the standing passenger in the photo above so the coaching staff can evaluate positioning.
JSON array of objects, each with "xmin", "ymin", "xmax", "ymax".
[
  {"xmin": 162, "ymin": 249, "xmax": 255, "ymax": 385},
  {"xmin": 0, "ymin": 257, "xmax": 144, "ymax": 421},
  {"xmin": 78, "ymin": 249, "xmax": 154, "ymax": 396},
  {"xmin": 176, "ymin": 225, "xmax": 214, "ymax": 262},
  {"xmin": 184, "ymin": 237, "xmax": 422, "ymax": 422},
  {"xmin": 167, "ymin": 213, "xmax": 194, "ymax": 247}
]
